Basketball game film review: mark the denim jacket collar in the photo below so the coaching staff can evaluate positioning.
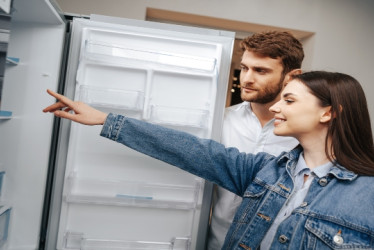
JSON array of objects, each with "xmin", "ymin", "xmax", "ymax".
[{"xmin": 277, "ymin": 144, "xmax": 358, "ymax": 181}]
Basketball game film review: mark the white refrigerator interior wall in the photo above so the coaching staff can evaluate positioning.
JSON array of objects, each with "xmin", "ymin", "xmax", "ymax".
[{"xmin": 55, "ymin": 0, "xmax": 374, "ymax": 132}]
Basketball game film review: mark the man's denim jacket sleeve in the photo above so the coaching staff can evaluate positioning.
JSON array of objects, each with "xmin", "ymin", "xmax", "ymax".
[{"xmin": 100, "ymin": 113, "xmax": 274, "ymax": 196}]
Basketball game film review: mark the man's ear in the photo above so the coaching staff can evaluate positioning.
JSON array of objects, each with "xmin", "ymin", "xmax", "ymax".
[
  {"xmin": 284, "ymin": 68, "xmax": 302, "ymax": 83},
  {"xmin": 320, "ymin": 106, "xmax": 332, "ymax": 123}
]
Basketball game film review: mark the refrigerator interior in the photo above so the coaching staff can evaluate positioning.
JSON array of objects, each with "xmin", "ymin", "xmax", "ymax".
[
  {"xmin": 0, "ymin": 0, "xmax": 66, "ymax": 249},
  {"xmin": 47, "ymin": 17, "xmax": 234, "ymax": 250}
]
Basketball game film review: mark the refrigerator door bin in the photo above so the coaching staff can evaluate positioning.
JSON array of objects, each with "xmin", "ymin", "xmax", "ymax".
[
  {"xmin": 148, "ymin": 105, "xmax": 209, "ymax": 129},
  {"xmin": 0, "ymin": 206, "xmax": 11, "ymax": 248},
  {"xmin": 76, "ymin": 59, "xmax": 148, "ymax": 93},
  {"xmin": 65, "ymin": 174, "xmax": 202, "ymax": 210},
  {"xmin": 64, "ymin": 231, "xmax": 190, "ymax": 250},
  {"xmin": 78, "ymin": 85, "xmax": 145, "ymax": 112},
  {"xmin": 59, "ymin": 204, "xmax": 195, "ymax": 249},
  {"xmin": 83, "ymin": 40, "xmax": 217, "ymax": 73}
]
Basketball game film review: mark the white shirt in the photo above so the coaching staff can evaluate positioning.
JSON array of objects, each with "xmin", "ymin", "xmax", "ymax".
[{"xmin": 207, "ymin": 102, "xmax": 299, "ymax": 250}]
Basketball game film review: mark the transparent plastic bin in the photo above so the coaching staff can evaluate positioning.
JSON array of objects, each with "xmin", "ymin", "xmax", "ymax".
[
  {"xmin": 65, "ymin": 174, "xmax": 202, "ymax": 210},
  {"xmin": 0, "ymin": 206, "xmax": 11, "ymax": 248},
  {"xmin": 148, "ymin": 105, "xmax": 209, "ymax": 128},
  {"xmin": 83, "ymin": 40, "xmax": 217, "ymax": 72},
  {"xmin": 79, "ymin": 85, "xmax": 145, "ymax": 111},
  {"xmin": 64, "ymin": 231, "xmax": 190, "ymax": 250}
]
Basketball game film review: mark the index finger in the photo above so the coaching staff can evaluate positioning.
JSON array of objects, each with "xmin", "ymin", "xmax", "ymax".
[{"xmin": 47, "ymin": 89, "xmax": 76, "ymax": 107}]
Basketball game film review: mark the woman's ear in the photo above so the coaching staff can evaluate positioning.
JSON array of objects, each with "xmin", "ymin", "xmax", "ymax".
[{"xmin": 320, "ymin": 106, "xmax": 332, "ymax": 123}]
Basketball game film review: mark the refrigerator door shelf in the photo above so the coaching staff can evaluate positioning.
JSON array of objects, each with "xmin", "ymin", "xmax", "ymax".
[
  {"xmin": 78, "ymin": 85, "xmax": 145, "ymax": 112},
  {"xmin": 75, "ymin": 59, "xmax": 148, "ymax": 90},
  {"xmin": 83, "ymin": 40, "xmax": 217, "ymax": 73},
  {"xmin": 148, "ymin": 105, "xmax": 209, "ymax": 129},
  {"xmin": 0, "ymin": 206, "xmax": 11, "ymax": 248},
  {"xmin": 64, "ymin": 175, "xmax": 202, "ymax": 210},
  {"xmin": 64, "ymin": 231, "xmax": 190, "ymax": 250}
]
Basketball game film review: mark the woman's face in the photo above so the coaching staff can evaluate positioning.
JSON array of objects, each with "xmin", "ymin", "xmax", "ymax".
[{"xmin": 269, "ymin": 79, "xmax": 331, "ymax": 140}]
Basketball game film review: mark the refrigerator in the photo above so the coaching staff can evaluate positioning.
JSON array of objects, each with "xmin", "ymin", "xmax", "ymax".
[{"xmin": 0, "ymin": 0, "xmax": 234, "ymax": 249}]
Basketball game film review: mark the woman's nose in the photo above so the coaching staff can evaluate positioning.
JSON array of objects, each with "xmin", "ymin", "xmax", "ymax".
[{"xmin": 269, "ymin": 104, "xmax": 280, "ymax": 113}]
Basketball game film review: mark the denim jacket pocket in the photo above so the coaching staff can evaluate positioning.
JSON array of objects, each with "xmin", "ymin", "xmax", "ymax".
[
  {"xmin": 233, "ymin": 180, "xmax": 267, "ymax": 224},
  {"xmin": 305, "ymin": 218, "xmax": 373, "ymax": 249}
]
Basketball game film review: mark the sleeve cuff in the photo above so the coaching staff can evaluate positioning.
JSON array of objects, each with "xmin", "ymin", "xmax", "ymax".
[{"xmin": 100, "ymin": 113, "xmax": 126, "ymax": 141}]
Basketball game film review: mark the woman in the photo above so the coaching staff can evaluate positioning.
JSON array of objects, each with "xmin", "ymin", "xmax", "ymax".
[{"xmin": 43, "ymin": 71, "xmax": 374, "ymax": 249}]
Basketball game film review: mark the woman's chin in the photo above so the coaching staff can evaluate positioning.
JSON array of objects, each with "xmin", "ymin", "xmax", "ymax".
[{"xmin": 273, "ymin": 129, "xmax": 289, "ymax": 137}]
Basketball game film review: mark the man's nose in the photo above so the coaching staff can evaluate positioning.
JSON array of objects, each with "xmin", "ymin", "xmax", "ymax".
[{"xmin": 241, "ymin": 70, "xmax": 254, "ymax": 84}]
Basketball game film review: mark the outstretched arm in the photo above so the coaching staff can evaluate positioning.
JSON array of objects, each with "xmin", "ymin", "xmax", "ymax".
[{"xmin": 42, "ymin": 89, "xmax": 108, "ymax": 125}]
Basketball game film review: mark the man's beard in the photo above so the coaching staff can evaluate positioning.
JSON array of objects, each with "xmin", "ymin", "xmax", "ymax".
[{"xmin": 241, "ymin": 75, "xmax": 285, "ymax": 104}]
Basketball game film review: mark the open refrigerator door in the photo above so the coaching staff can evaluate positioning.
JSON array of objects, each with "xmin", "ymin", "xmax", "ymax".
[{"xmin": 47, "ymin": 17, "xmax": 234, "ymax": 250}]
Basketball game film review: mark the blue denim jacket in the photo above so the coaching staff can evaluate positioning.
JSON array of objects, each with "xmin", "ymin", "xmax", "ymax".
[{"xmin": 101, "ymin": 114, "xmax": 374, "ymax": 250}]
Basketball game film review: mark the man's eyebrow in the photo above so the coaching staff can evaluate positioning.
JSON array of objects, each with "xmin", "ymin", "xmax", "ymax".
[{"xmin": 240, "ymin": 63, "xmax": 272, "ymax": 71}]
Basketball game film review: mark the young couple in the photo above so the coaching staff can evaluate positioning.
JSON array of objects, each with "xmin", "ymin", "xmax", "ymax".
[{"xmin": 43, "ymin": 31, "xmax": 374, "ymax": 249}]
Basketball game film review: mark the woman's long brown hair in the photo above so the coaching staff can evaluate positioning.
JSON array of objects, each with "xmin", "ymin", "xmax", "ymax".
[{"xmin": 293, "ymin": 71, "xmax": 374, "ymax": 176}]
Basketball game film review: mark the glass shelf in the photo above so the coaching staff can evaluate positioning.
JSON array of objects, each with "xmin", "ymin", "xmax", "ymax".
[
  {"xmin": 78, "ymin": 85, "xmax": 145, "ymax": 112},
  {"xmin": 64, "ymin": 231, "xmax": 190, "ymax": 250},
  {"xmin": 64, "ymin": 174, "xmax": 202, "ymax": 210},
  {"xmin": 6, "ymin": 56, "xmax": 19, "ymax": 65},
  {"xmin": 0, "ymin": 110, "xmax": 12, "ymax": 119}
]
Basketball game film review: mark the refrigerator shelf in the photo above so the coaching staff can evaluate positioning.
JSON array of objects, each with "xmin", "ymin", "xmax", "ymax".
[
  {"xmin": 0, "ymin": 110, "xmax": 13, "ymax": 119},
  {"xmin": 83, "ymin": 40, "xmax": 217, "ymax": 73},
  {"xmin": 64, "ymin": 175, "xmax": 202, "ymax": 210},
  {"xmin": 78, "ymin": 85, "xmax": 145, "ymax": 111},
  {"xmin": 64, "ymin": 231, "xmax": 190, "ymax": 250}
]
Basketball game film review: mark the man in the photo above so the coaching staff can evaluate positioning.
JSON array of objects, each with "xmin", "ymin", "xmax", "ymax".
[{"xmin": 207, "ymin": 31, "xmax": 304, "ymax": 249}]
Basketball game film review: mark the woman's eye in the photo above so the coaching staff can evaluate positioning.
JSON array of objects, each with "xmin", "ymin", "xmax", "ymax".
[{"xmin": 285, "ymin": 99, "xmax": 294, "ymax": 104}]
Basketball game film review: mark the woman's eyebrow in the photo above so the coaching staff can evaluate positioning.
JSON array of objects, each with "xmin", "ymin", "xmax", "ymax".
[{"xmin": 283, "ymin": 93, "xmax": 295, "ymax": 98}]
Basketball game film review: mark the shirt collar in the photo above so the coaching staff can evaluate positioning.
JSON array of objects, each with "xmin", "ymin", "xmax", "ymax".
[
  {"xmin": 278, "ymin": 146, "xmax": 358, "ymax": 181},
  {"xmin": 312, "ymin": 161, "xmax": 333, "ymax": 178},
  {"xmin": 233, "ymin": 101, "xmax": 251, "ymax": 112},
  {"xmin": 241, "ymin": 101, "xmax": 275, "ymax": 127},
  {"xmin": 293, "ymin": 153, "xmax": 309, "ymax": 177}
]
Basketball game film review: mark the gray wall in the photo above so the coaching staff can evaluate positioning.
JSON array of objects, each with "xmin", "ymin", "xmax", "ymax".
[{"xmin": 56, "ymin": 0, "xmax": 374, "ymax": 131}]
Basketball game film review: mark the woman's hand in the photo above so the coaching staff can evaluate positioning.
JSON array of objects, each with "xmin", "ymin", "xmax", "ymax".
[{"xmin": 43, "ymin": 89, "xmax": 108, "ymax": 125}]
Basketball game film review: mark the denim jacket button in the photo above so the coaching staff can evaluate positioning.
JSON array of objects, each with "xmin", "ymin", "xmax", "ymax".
[
  {"xmin": 278, "ymin": 235, "xmax": 288, "ymax": 243},
  {"xmin": 318, "ymin": 178, "xmax": 328, "ymax": 186},
  {"xmin": 333, "ymin": 234, "xmax": 344, "ymax": 245}
]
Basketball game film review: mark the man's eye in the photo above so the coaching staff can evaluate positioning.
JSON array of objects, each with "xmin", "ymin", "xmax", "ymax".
[{"xmin": 255, "ymin": 68, "xmax": 267, "ymax": 74}]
